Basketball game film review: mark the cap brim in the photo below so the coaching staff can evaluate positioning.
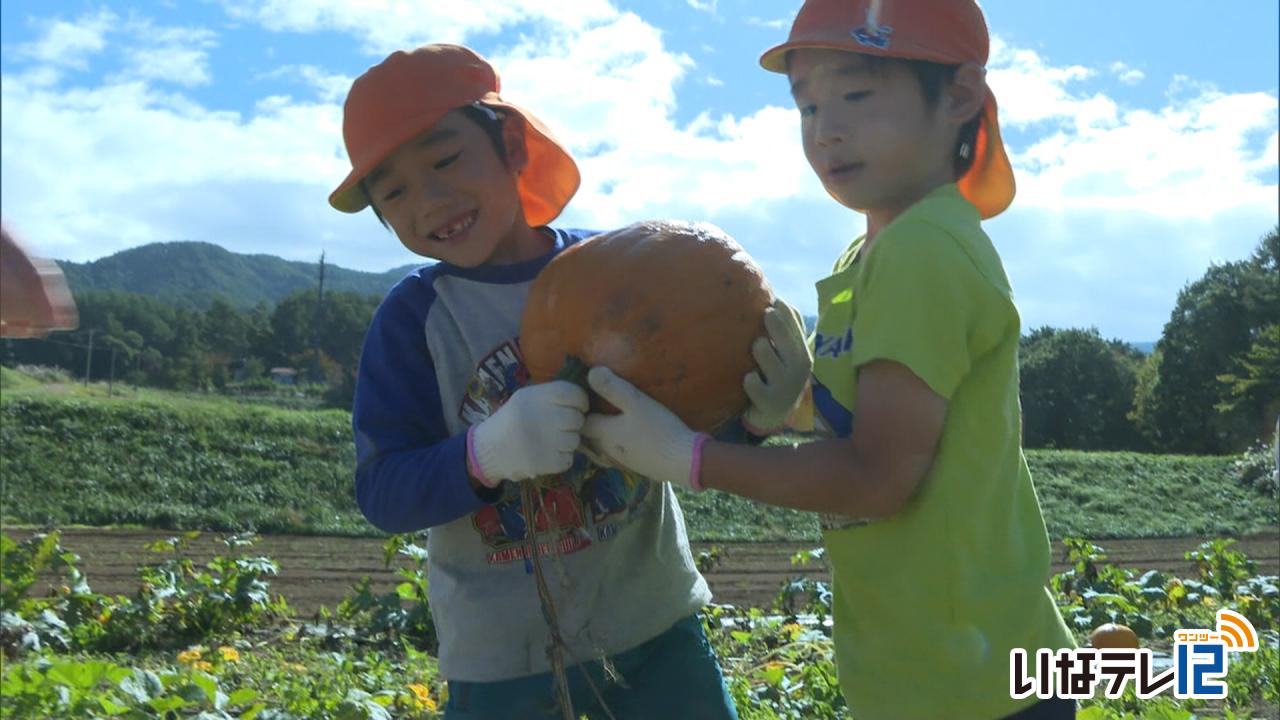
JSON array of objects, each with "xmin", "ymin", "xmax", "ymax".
[{"xmin": 328, "ymin": 106, "xmax": 451, "ymax": 214}]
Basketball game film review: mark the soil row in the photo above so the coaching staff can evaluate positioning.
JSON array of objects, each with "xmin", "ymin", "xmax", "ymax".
[{"xmin": 9, "ymin": 528, "xmax": 1277, "ymax": 615}]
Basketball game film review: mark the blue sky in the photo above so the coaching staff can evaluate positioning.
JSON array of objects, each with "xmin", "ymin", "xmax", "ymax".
[{"xmin": 1, "ymin": 1, "xmax": 1276, "ymax": 342}]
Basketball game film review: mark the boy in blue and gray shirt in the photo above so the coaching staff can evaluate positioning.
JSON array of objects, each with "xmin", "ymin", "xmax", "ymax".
[{"xmin": 330, "ymin": 43, "xmax": 808, "ymax": 720}]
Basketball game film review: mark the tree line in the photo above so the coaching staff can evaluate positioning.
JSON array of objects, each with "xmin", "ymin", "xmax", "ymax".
[
  {"xmin": 1019, "ymin": 227, "xmax": 1277, "ymax": 455},
  {"xmin": 3, "ymin": 288, "xmax": 380, "ymax": 409},
  {"xmin": 3, "ymin": 228, "xmax": 1275, "ymax": 455}
]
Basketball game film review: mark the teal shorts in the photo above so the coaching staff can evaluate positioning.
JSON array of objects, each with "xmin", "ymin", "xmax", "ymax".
[{"xmin": 443, "ymin": 614, "xmax": 739, "ymax": 720}]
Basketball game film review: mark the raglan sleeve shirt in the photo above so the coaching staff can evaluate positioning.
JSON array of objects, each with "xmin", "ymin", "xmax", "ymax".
[{"xmin": 352, "ymin": 275, "xmax": 495, "ymax": 533}]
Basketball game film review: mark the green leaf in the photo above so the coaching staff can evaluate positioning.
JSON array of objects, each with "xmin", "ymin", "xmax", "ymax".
[
  {"xmin": 98, "ymin": 695, "xmax": 131, "ymax": 716},
  {"xmin": 227, "ymin": 688, "xmax": 258, "ymax": 705},
  {"xmin": 191, "ymin": 673, "xmax": 220, "ymax": 704},
  {"xmin": 149, "ymin": 695, "xmax": 189, "ymax": 713},
  {"xmin": 48, "ymin": 659, "xmax": 111, "ymax": 690},
  {"xmin": 760, "ymin": 664, "xmax": 786, "ymax": 686}
]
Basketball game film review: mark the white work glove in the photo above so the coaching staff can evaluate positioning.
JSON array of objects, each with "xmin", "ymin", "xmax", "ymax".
[
  {"xmin": 582, "ymin": 367, "xmax": 709, "ymax": 492},
  {"xmin": 743, "ymin": 298, "xmax": 813, "ymax": 435},
  {"xmin": 466, "ymin": 381, "xmax": 589, "ymax": 487}
]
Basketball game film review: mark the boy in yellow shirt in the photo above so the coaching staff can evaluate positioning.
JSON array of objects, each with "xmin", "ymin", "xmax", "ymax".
[{"xmin": 581, "ymin": 1, "xmax": 1078, "ymax": 717}]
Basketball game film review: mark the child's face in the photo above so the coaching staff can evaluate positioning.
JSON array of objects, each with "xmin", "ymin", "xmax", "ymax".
[
  {"xmin": 789, "ymin": 49, "xmax": 958, "ymax": 224},
  {"xmin": 366, "ymin": 108, "xmax": 533, "ymax": 266}
]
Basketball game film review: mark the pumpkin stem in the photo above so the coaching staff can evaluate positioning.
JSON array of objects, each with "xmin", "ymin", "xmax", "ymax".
[{"xmin": 552, "ymin": 354, "xmax": 590, "ymax": 393}]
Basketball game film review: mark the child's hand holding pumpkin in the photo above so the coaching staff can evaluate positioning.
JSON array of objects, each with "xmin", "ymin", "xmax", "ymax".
[
  {"xmin": 583, "ymin": 367, "xmax": 709, "ymax": 491},
  {"xmin": 743, "ymin": 298, "xmax": 812, "ymax": 435},
  {"xmin": 466, "ymin": 381, "xmax": 589, "ymax": 487}
]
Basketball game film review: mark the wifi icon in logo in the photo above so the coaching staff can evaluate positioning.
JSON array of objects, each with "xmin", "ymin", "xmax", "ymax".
[{"xmin": 1215, "ymin": 609, "xmax": 1258, "ymax": 652}]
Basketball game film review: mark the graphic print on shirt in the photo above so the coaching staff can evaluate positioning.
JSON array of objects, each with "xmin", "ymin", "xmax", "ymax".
[
  {"xmin": 812, "ymin": 332, "xmax": 871, "ymax": 532},
  {"xmin": 461, "ymin": 340, "xmax": 651, "ymax": 566}
]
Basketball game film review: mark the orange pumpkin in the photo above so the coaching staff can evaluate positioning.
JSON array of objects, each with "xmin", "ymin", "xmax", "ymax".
[
  {"xmin": 520, "ymin": 220, "xmax": 774, "ymax": 432},
  {"xmin": 1088, "ymin": 623, "xmax": 1139, "ymax": 649}
]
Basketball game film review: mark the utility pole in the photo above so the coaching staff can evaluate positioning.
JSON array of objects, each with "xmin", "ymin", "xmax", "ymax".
[
  {"xmin": 311, "ymin": 252, "xmax": 326, "ymax": 383},
  {"xmin": 83, "ymin": 329, "xmax": 95, "ymax": 386}
]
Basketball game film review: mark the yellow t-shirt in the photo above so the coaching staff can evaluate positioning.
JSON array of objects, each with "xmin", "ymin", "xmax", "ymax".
[{"xmin": 811, "ymin": 184, "xmax": 1075, "ymax": 720}]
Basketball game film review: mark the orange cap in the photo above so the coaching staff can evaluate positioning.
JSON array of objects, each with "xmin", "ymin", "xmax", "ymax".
[
  {"xmin": 329, "ymin": 44, "xmax": 581, "ymax": 226},
  {"xmin": 0, "ymin": 222, "xmax": 78, "ymax": 338},
  {"xmin": 760, "ymin": 0, "xmax": 1014, "ymax": 218}
]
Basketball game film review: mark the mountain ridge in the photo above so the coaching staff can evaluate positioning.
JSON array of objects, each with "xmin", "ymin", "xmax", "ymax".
[
  {"xmin": 51, "ymin": 240, "xmax": 1161, "ymax": 351},
  {"xmin": 56, "ymin": 240, "xmax": 419, "ymax": 309}
]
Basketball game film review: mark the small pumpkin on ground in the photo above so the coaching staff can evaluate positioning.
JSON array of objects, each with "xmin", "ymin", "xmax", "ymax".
[
  {"xmin": 520, "ymin": 220, "xmax": 774, "ymax": 433},
  {"xmin": 1088, "ymin": 623, "xmax": 1140, "ymax": 649}
]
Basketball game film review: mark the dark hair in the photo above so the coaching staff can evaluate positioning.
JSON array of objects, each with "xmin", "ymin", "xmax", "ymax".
[
  {"xmin": 460, "ymin": 103, "xmax": 510, "ymax": 165},
  {"xmin": 363, "ymin": 102, "xmax": 510, "ymax": 228},
  {"xmin": 897, "ymin": 59, "xmax": 982, "ymax": 178},
  {"xmin": 786, "ymin": 51, "xmax": 982, "ymax": 178}
]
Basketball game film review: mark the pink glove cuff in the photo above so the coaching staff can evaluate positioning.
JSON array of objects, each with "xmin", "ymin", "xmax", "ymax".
[
  {"xmin": 689, "ymin": 432, "xmax": 711, "ymax": 492},
  {"xmin": 466, "ymin": 425, "xmax": 497, "ymax": 488}
]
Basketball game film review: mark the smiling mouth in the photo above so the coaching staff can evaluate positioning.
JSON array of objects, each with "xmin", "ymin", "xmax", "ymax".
[{"xmin": 430, "ymin": 210, "xmax": 477, "ymax": 242}]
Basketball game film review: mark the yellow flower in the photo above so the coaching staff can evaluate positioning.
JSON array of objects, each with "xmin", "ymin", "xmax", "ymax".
[
  {"xmin": 407, "ymin": 684, "xmax": 437, "ymax": 711},
  {"xmin": 217, "ymin": 646, "xmax": 240, "ymax": 662},
  {"xmin": 97, "ymin": 610, "xmax": 111, "ymax": 624},
  {"xmin": 193, "ymin": 661, "xmax": 214, "ymax": 672},
  {"xmin": 781, "ymin": 623, "xmax": 804, "ymax": 640},
  {"xmin": 177, "ymin": 649, "xmax": 203, "ymax": 664}
]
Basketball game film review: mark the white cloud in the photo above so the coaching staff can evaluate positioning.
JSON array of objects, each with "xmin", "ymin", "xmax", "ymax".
[
  {"xmin": 967, "ymin": 35, "xmax": 1277, "ymax": 338},
  {"xmin": 258, "ymin": 64, "xmax": 353, "ymax": 103},
  {"xmin": 16, "ymin": 9, "xmax": 116, "ymax": 70},
  {"xmin": 1109, "ymin": 61, "xmax": 1144, "ymax": 86},
  {"xmin": 687, "ymin": 0, "xmax": 716, "ymax": 13},
  {"xmin": 114, "ymin": 20, "xmax": 218, "ymax": 87},
  {"xmin": 988, "ymin": 38, "xmax": 1099, "ymax": 127},
  {"xmin": 0, "ymin": 66, "xmax": 363, "ymax": 266},
  {"xmin": 483, "ymin": 13, "xmax": 811, "ymax": 229},
  {"xmin": 1, "ymin": 4, "xmax": 1275, "ymax": 342},
  {"xmin": 218, "ymin": 0, "xmax": 618, "ymax": 54},
  {"xmin": 988, "ymin": 37, "xmax": 1277, "ymax": 220},
  {"xmin": 704, "ymin": 74, "xmax": 724, "ymax": 87},
  {"xmin": 745, "ymin": 16, "xmax": 790, "ymax": 29}
]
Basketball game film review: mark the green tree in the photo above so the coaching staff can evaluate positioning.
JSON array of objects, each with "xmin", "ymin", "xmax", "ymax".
[
  {"xmin": 1217, "ymin": 324, "xmax": 1280, "ymax": 441},
  {"xmin": 1133, "ymin": 227, "xmax": 1280, "ymax": 453},
  {"xmin": 268, "ymin": 289, "xmax": 377, "ymax": 372},
  {"xmin": 1019, "ymin": 327, "xmax": 1145, "ymax": 450},
  {"xmin": 202, "ymin": 297, "xmax": 251, "ymax": 359},
  {"xmin": 268, "ymin": 291, "xmax": 316, "ymax": 364}
]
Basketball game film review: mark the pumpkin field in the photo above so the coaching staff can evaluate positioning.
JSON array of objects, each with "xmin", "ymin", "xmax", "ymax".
[
  {"xmin": 4, "ymin": 528, "xmax": 1278, "ymax": 616},
  {"xmin": 2, "ymin": 378, "xmax": 1278, "ymax": 718}
]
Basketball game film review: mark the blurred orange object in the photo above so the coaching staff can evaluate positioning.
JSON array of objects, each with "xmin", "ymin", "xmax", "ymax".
[
  {"xmin": 1088, "ymin": 623, "xmax": 1140, "ymax": 649},
  {"xmin": 1, "ymin": 222, "xmax": 78, "ymax": 338}
]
